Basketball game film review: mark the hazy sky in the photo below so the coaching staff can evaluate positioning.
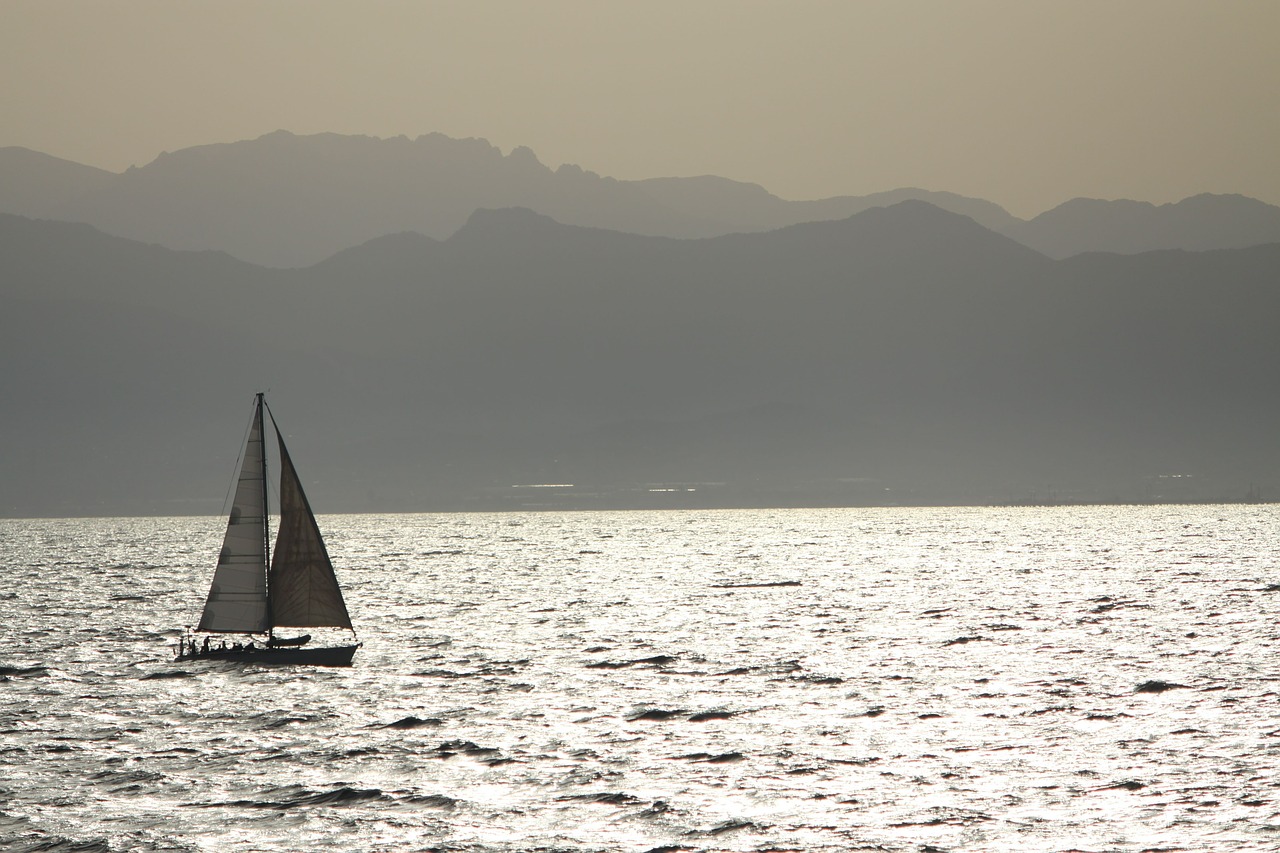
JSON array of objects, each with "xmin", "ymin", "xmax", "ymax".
[{"xmin": 3, "ymin": 0, "xmax": 1277, "ymax": 217}]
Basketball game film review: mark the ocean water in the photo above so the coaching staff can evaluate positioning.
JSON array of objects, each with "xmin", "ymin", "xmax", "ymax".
[{"xmin": 2, "ymin": 505, "xmax": 1280, "ymax": 853}]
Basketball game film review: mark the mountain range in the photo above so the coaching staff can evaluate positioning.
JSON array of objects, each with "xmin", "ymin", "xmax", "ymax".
[
  {"xmin": 4, "ymin": 131, "xmax": 1280, "ymax": 267},
  {"xmin": 3, "ymin": 190, "xmax": 1277, "ymax": 517}
]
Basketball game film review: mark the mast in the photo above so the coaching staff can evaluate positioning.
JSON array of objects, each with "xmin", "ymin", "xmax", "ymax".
[{"xmin": 259, "ymin": 392, "xmax": 273, "ymax": 636}]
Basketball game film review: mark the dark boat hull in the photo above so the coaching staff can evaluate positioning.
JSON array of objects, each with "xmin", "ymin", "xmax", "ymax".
[{"xmin": 177, "ymin": 644, "xmax": 358, "ymax": 667}]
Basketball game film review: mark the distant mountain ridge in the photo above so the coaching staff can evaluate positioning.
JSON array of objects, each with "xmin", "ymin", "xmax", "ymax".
[
  {"xmin": 2, "ymin": 131, "xmax": 1278, "ymax": 266},
  {"xmin": 2, "ymin": 201, "xmax": 1277, "ymax": 516},
  {"xmin": 1013, "ymin": 193, "xmax": 1280, "ymax": 257},
  {"xmin": 0, "ymin": 146, "xmax": 115, "ymax": 215}
]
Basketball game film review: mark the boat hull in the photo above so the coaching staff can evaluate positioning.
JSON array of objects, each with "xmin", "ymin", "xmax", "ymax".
[{"xmin": 177, "ymin": 644, "xmax": 358, "ymax": 667}]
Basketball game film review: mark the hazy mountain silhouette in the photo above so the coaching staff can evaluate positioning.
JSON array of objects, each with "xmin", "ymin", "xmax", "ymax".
[
  {"xmin": 3, "ymin": 202, "xmax": 1277, "ymax": 516},
  {"xmin": 4, "ymin": 132, "xmax": 1279, "ymax": 266},
  {"xmin": 0, "ymin": 146, "xmax": 115, "ymax": 216},
  {"xmin": 1013, "ymin": 193, "xmax": 1280, "ymax": 257},
  {"xmin": 627, "ymin": 176, "xmax": 1025, "ymax": 240}
]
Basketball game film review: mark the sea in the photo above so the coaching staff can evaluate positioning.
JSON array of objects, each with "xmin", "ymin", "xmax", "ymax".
[{"xmin": 2, "ymin": 505, "xmax": 1280, "ymax": 853}]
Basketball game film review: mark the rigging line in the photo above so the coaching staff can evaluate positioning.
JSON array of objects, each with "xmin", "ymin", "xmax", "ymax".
[
  {"xmin": 218, "ymin": 394, "xmax": 261, "ymax": 519},
  {"xmin": 261, "ymin": 397, "xmax": 281, "ymax": 513}
]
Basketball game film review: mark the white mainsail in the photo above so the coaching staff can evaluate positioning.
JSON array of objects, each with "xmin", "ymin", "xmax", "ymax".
[
  {"xmin": 267, "ymin": 424, "xmax": 353, "ymax": 629},
  {"xmin": 197, "ymin": 398, "xmax": 271, "ymax": 633}
]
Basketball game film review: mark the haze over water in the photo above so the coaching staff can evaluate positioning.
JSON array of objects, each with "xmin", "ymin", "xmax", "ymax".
[{"xmin": 4, "ymin": 505, "xmax": 1280, "ymax": 852}]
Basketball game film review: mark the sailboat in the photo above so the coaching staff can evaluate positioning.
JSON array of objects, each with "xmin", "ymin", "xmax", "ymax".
[{"xmin": 177, "ymin": 393, "xmax": 359, "ymax": 666}]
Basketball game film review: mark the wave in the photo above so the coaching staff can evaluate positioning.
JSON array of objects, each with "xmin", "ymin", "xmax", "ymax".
[
  {"xmin": 586, "ymin": 654, "xmax": 678, "ymax": 669},
  {"xmin": 2, "ymin": 834, "xmax": 113, "ymax": 852},
  {"xmin": 192, "ymin": 785, "xmax": 458, "ymax": 812},
  {"xmin": 138, "ymin": 670, "xmax": 195, "ymax": 680},
  {"xmin": 555, "ymin": 792, "xmax": 644, "ymax": 805},
  {"xmin": 379, "ymin": 715, "xmax": 444, "ymax": 729},
  {"xmin": 196, "ymin": 785, "xmax": 387, "ymax": 810}
]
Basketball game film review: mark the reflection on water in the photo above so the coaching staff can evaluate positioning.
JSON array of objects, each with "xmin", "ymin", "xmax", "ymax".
[{"xmin": 2, "ymin": 505, "xmax": 1279, "ymax": 851}]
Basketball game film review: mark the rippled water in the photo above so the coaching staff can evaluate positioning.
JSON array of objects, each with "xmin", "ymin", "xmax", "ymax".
[{"xmin": 2, "ymin": 505, "xmax": 1280, "ymax": 852}]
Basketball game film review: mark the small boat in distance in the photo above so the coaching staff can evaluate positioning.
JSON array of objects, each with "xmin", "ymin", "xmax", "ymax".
[{"xmin": 177, "ymin": 393, "xmax": 359, "ymax": 666}]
